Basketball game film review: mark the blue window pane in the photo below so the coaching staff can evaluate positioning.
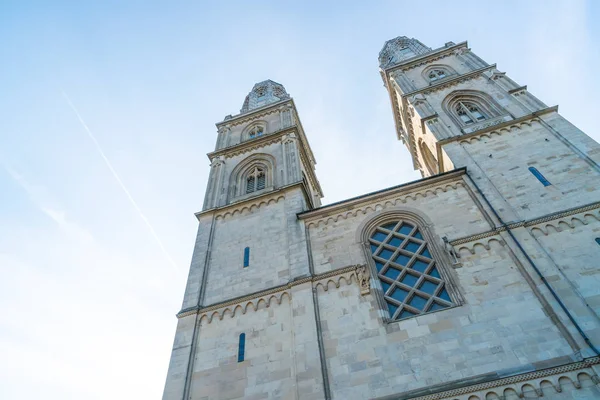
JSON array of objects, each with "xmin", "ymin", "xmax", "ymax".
[
  {"xmin": 243, "ymin": 247, "xmax": 250, "ymax": 268},
  {"xmin": 437, "ymin": 287, "xmax": 451, "ymax": 302},
  {"xmin": 382, "ymin": 222, "xmax": 397, "ymax": 231},
  {"xmin": 596, "ymin": 238, "xmax": 600, "ymax": 246},
  {"xmin": 389, "ymin": 236, "xmax": 403, "ymax": 247},
  {"xmin": 380, "ymin": 249, "xmax": 394, "ymax": 260},
  {"xmin": 528, "ymin": 167, "xmax": 551, "ymax": 187},
  {"xmin": 370, "ymin": 244, "xmax": 379, "ymax": 254},
  {"xmin": 400, "ymin": 273, "xmax": 418, "ymax": 287},
  {"xmin": 405, "ymin": 241, "xmax": 421, "ymax": 253},
  {"xmin": 412, "ymin": 260, "xmax": 429, "ymax": 273},
  {"xmin": 371, "ymin": 231, "xmax": 387, "ymax": 242},
  {"xmin": 419, "ymin": 280, "xmax": 438, "ymax": 295},
  {"xmin": 375, "ymin": 261, "xmax": 385, "ymax": 272},
  {"xmin": 421, "ymin": 248, "xmax": 432, "ymax": 258},
  {"xmin": 380, "ymin": 280, "xmax": 392, "ymax": 294},
  {"xmin": 394, "ymin": 253, "xmax": 411, "ymax": 266},
  {"xmin": 428, "ymin": 302, "xmax": 447, "ymax": 312},
  {"xmin": 390, "ymin": 287, "xmax": 408, "ymax": 302},
  {"xmin": 408, "ymin": 294, "xmax": 428, "ymax": 310},
  {"xmin": 387, "ymin": 302, "xmax": 399, "ymax": 317},
  {"xmin": 238, "ymin": 333, "xmax": 246, "ymax": 362},
  {"xmin": 398, "ymin": 309, "xmax": 416, "ymax": 320},
  {"xmin": 383, "ymin": 266, "xmax": 401, "ymax": 280},
  {"xmin": 429, "ymin": 266, "xmax": 441, "ymax": 279},
  {"xmin": 413, "ymin": 231, "xmax": 423, "ymax": 240},
  {"xmin": 398, "ymin": 223, "xmax": 413, "ymax": 235}
]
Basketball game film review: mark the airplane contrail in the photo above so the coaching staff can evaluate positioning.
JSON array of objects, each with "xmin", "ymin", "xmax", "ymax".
[{"xmin": 61, "ymin": 90, "xmax": 180, "ymax": 273}]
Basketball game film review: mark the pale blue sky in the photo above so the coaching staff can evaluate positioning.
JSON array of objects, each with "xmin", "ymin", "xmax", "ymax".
[{"xmin": 1, "ymin": 1, "xmax": 599, "ymax": 398}]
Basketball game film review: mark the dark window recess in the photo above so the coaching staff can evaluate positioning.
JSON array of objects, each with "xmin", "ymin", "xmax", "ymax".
[
  {"xmin": 238, "ymin": 333, "xmax": 246, "ymax": 362},
  {"xmin": 595, "ymin": 238, "xmax": 600, "ymax": 246},
  {"xmin": 243, "ymin": 247, "xmax": 250, "ymax": 268},
  {"xmin": 529, "ymin": 167, "xmax": 551, "ymax": 187}
]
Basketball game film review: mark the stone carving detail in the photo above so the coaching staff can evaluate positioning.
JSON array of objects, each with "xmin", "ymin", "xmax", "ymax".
[
  {"xmin": 240, "ymin": 80, "xmax": 290, "ymax": 114},
  {"xmin": 281, "ymin": 107, "xmax": 292, "ymax": 128},
  {"xmin": 379, "ymin": 36, "xmax": 432, "ymax": 69},
  {"xmin": 355, "ymin": 264, "xmax": 371, "ymax": 295}
]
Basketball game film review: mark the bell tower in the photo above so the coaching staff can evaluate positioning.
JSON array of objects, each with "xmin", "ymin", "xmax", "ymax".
[{"xmin": 162, "ymin": 80, "xmax": 326, "ymax": 400}]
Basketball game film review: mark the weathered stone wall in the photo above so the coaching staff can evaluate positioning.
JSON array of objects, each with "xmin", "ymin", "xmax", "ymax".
[
  {"xmin": 307, "ymin": 180, "xmax": 491, "ymax": 275},
  {"xmin": 203, "ymin": 188, "xmax": 309, "ymax": 306}
]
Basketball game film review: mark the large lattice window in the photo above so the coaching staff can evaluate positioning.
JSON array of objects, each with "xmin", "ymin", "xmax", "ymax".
[
  {"xmin": 368, "ymin": 220, "xmax": 453, "ymax": 320},
  {"xmin": 245, "ymin": 166, "xmax": 266, "ymax": 193}
]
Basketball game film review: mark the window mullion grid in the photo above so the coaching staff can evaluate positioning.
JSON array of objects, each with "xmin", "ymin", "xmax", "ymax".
[{"xmin": 459, "ymin": 101, "xmax": 477, "ymax": 123}]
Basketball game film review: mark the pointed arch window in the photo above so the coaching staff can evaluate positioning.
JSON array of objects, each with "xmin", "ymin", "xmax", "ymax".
[
  {"xmin": 455, "ymin": 101, "xmax": 487, "ymax": 125},
  {"xmin": 368, "ymin": 220, "xmax": 453, "ymax": 321},
  {"xmin": 245, "ymin": 166, "xmax": 266, "ymax": 193}
]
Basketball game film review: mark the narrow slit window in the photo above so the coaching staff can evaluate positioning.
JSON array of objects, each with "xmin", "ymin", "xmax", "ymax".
[
  {"xmin": 528, "ymin": 167, "xmax": 551, "ymax": 187},
  {"xmin": 238, "ymin": 333, "xmax": 245, "ymax": 362},
  {"xmin": 243, "ymin": 247, "xmax": 250, "ymax": 268}
]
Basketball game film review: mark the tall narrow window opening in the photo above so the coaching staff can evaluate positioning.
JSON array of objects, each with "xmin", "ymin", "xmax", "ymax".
[
  {"xmin": 368, "ymin": 220, "xmax": 453, "ymax": 321},
  {"xmin": 243, "ymin": 247, "xmax": 250, "ymax": 268},
  {"xmin": 245, "ymin": 166, "xmax": 266, "ymax": 193},
  {"xmin": 528, "ymin": 167, "xmax": 552, "ymax": 186},
  {"xmin": 238, "ymin": 333, "xmax": 246, "ymax": 362}
]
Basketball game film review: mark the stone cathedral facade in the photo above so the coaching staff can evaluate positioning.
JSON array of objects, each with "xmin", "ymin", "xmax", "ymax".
[{"xmin": 162, "ymin": 37, "xmax": 600, "ymax": 400}]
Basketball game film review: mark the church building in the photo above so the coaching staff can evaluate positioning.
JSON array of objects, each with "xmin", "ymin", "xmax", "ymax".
[{"xmin": 162, "ymin": 36, "xmax": 600, "ymax": 399}]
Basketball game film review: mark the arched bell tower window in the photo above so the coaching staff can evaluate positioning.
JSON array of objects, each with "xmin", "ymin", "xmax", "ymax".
[
  {"xmin": 368, "ymin": 220, "xmax": 453, "ymax": 321},
  {"xmin": 422, "ymin": 65, "xmax": 456, "ymax": 83},
  {"xmin": 245, "ymin": 166, "xmax": 266, "ymax": 193},
  {"xmin": 443, "ymin": 90, "xmax": 506, "ymax": 129},
  {"xmin": 428, "ymin": 69, "xmax": 447, "ymax": 82},
  {"xmin": 248, "ymin": 126, "xmax": 264, "ymax": 139},
  {"xmin": 455, "ymin": 101, "xmax": 487, "ymax": 124}
]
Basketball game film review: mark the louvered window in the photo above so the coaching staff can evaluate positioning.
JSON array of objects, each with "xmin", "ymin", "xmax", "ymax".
[
  {"xmin": 245, "ymin": 166, "xmax": 266, "ymax": 194},
  {"xmin": 369, "ymin": 221, "xmax": 453, "ymax": 321}
]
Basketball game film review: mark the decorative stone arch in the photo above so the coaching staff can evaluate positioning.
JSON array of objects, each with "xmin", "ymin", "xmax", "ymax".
[
  {"xmin": 442, "ymin": 90, "xmax": 506, "ymax": 128},
  {"xmin": 355, "ymin": 207, "xmax": 462, "ymax": 322},
  {"xmin": 422, "ymin": 64, "xmax": 457, "ymax": 83},
  {"xmin": 228, "ymin": 153, "xmax": 276, "ymax": 200},
  {"xmin": 418, "ymin": 139, "xmax": 439, "ymax": 175},
  {"xmin": 241, "ymin": 120, "xmax": 268, "ymax": 141}
]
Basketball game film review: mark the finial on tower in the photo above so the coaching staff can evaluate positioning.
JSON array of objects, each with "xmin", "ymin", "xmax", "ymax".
[
  {"xmin": 240, "ymin": 80, "xmax": 290, "ymax": 114},
  {"xmin": 378, "ymin": 36, "xmax": 432, "ymax": 69}
]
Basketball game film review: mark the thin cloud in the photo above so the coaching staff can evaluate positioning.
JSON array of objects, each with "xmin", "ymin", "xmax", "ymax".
[{"xmin": 60, "ymin": 90, "xmax": 180, "ymax": 273}]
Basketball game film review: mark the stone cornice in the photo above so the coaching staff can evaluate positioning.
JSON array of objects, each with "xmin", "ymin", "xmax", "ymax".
[
  {"xmin": 298, "ymin": 169, "xmax": 466, "ymax": 224},
  {"xmin": 383, "ymin": 41, "xmax": 468, "ymax": 74},
  {"xmin": 215, "ymin": 99, "xmax": 291, "ymax": 128},
  {"xmin": 195, "ymin": 182, "xmax": 309, "ymax": 221},
  {"xmin": 207, "ymin": 127, "xmax": 323, "ymax": 197},
  {"xmin": 438, "ymin": 106, "xmax": 559, "ymax": 146},
  {"xmin": 449, "ymin": 200, "xmax": 600, "ymax": 246},
  {"xmin": 392, "ymin": 356, "xmax": 600, "ymax": 400},
  {"xmin": 176, "ymin": 264, "xmax": 364, "ymax": 319},
  {"xmin": 402, "ymin": 64, "xmax": 496, "ymax": 98},
  {"xmin": 207, "ymin": 127, "xmax": 295, "ymax": 160}
]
